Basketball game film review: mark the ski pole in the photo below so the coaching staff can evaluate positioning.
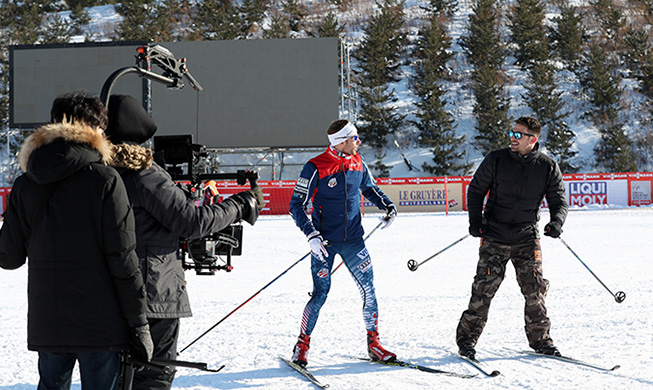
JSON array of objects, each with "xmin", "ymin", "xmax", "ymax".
[
  {"xmin": 407, "ymin": 234, "xmax": 469, "ymax": 272},
  {"xmin": 558, "ymin": 237, "xmax": 626, "ymax": 303},
  {"xmin": 179, "ymin": 251, "xmax": 312, "ymax": 354}
]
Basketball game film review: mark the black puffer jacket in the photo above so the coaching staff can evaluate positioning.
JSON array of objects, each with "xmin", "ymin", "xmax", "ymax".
[
  {"xmin": 110, "ymin": 143, "xmax": 246, "ymax": 318},
  {"xmin": 0, "ymin": 122, "xmax": 148, "ymax": 353},
  {"xmin": 467, "ymin": 145, "xmax": 568, "ymax": 243}
]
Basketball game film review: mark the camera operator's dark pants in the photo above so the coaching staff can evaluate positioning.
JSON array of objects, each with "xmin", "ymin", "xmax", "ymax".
[
  {"xmin": 456, "ymin": 237, "xmax": 554, "ymax": 351},
  {"xmin": 38, "ymin": 351, "xmax": 120, "ymax": 390},
  {"xmin": 132, "ymin": 318, "xmax": 179, "ymax": 390}
]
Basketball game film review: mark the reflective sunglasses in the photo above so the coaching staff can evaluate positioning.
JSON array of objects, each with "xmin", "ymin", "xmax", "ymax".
[
  {"xmin": 509, "ymin": 130, "xmax": 535, "ymax": 140},
  {"xmin": 350, "ymin": 135, "xmax": 359, "ymax": 142}
]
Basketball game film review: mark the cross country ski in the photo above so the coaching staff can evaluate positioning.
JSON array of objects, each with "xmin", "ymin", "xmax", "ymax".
[
  {"xmin": 507, "ymin": 348, "xmax": 621, "ymax": 372},
  {"xmin": 279, "ymin": 356, "xmax": 330, "ymax": 388},
  {"xmin": 450, "ymin": 352, "xmax": 501, "ymax": 377},
  {"xmin": 357, "ymin": 357, "xmax": 477, "ymax": 379}
]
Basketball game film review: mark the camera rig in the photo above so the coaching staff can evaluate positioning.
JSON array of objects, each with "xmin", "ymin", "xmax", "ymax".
[
  {"xmin": 100, "ymin": 44, "xmax": 256, "ymax": 276},
  {"xmin": 153, "ymin": 134, "xmax": 258, "ymax": 275}
]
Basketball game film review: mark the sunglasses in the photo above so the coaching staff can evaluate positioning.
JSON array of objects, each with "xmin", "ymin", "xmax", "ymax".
[
  {"xmin": 509, "ymin": 130, "xmax": 535, "ymax": 140},
  {"xmin": 350, "ymin": 135, "xmax": 359, "ymax": 142}
]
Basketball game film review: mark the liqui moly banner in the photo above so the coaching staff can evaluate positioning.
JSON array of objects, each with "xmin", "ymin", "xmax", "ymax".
[{"xmin": 562, "ymin": 173, "xmax": 643, "ymax": 207}]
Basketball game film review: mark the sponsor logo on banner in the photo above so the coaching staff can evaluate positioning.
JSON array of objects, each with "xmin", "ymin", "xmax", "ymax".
[
  {"xmin": 398, "ymin": 188, "xmax": 447, "ymax": 206},
  {"xmin": 631, "ymin": 181, "xmax": 652, "ymax": 205},
  {"xmin": 568, "ymin": 181, "xmax": 607, "ymax": 206}
]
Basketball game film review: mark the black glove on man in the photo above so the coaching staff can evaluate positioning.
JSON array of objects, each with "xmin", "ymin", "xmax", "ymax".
[
  {"xmin": 543, "ymin": 221, "xmax": 563, "ymax": 238},
  {"xmin": 469, "ymin": 221, "xmax": 486, "ymax": 238},
  {"xmin": 230, "ymin": 187, "xmax": 265, "ymax": 226},
  {"xmin": 131, "ymin": 324, "xmax": 154, "ymax": 362}
]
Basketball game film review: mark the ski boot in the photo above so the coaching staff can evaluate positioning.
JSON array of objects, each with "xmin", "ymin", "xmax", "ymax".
[
  {"xmin": 536, "ymin": 344, "xmax": 562, "ymax": 357},
  {"xmin": 292, "ymin": 333, "xmax": 310, "ymax": 367},
  {"xmin": 458, "ymin": 344, "xmax": 476, "ymax": 360},
  {"xmin": 367, "ymin": 331, "xmax": 396, "ymax": 362}
]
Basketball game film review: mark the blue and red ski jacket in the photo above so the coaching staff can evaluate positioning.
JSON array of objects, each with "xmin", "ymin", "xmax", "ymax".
[{"xmin": 289, "ymin": 146, "xmax": 393, "ymax": 242}]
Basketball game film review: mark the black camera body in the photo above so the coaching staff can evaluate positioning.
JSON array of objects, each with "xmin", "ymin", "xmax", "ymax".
[{"xmin": 153, "ymin": 134, "xmax": 257, "ymax": 275}]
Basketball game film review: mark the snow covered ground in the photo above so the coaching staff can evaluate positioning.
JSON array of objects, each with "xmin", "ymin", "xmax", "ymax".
[{"xmin": 1, "ymin": 207, "xmax": 651, "ymax": 389}]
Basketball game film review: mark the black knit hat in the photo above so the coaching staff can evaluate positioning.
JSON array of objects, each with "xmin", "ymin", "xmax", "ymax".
[{"xmin": 105, "ymin": 95, "xmax": 157, "ymax": 144}]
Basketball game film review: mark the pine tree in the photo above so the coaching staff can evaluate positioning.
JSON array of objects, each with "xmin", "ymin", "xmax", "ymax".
[
  {"xmin": 624, "ymin": 27, "xmax": 653, "ymax": 98},
  {"xmin": 411, "ymin": 11, "xmax": 471, "ymax": 175},
  {"xmin": 262, "ymin": 11, "xmax": 290, "ymax": 38},
  {"xmin": 354, "ymin": 0, "xmax": 406, "ymax": 86},
  {"xmin": 524, "ymin": 61, "xmax": 578, "ymax": 172},
  {"xmin": 549, "ymin": 4, "xmax": 585, "ymax": 69},
  {"xmin": 195, "ymin": 0, "xmax": 243, "ymax": 40},
  {"xmin": 354, "ymin": 0, "xmax": 407, "ymax": 174},
  {"xmin": 316, "ymin": 12, "xmax": 344, "ymax": 38},
  {"xmin": 1, "ymin": 2, "xmax": 43, "ymax": 44},
  {"xmin": 579, "ymin": 42, "xmax": 637, "ymax": 172},
  {"xmin": 115, "ymin": 0, "xmax": 159, "ymax": 41},
  {"xmin": 460, "ymin": 0, "xmax": 511, "ymax": 155},
  {"xmin": 240, "ymin": 0, "xmax": 268, "ymax": 37},
  {"xmin": 471, "ymin": 64, "xmax": 511, "ymax": 153},
  {"xmin": 509, "ymin": 0, "xmax": 548, "ymax": 69},
  {"xmin": 590, "ymin": 0, "xmax": 625, "ymax": 41},
  {"xmin": 356, "ymin": 83, "xmax": 405, "ymax": 150},
  {"xmin": 41, "ymin": 13, "xmax": 74, "ymax": 44},
  {"xmin": 424, "ymin": 0, "xmax": 458, "ymax": 17},
  {"xmin": 283, "ymin": 0, "xmax": 307, "ymax": 33}
]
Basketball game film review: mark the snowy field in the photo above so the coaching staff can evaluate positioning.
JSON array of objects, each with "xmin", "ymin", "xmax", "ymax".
[{"xmin": 0, "ymin": 207, "xmax": 651, "ymax": 389}]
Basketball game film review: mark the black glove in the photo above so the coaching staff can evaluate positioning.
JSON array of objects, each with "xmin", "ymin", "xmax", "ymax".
[
  {"xmin": 248, "ymin": 186, "xmax": 266, "ymax": 212},
  {"xmin": 130, "ymin": 324, "xmax": 154, "ymax": 362},
  {"xmin": 379, "ymin": 204, "xmax": 397, "ymax": 229},
  {"xmin": 469, "ymin": 221, "xmax": 486, "ymax": 238},
  {"xmin": 230, "ymin": 190, "xmax": 260, "ymax": 225},
  {"xmin": 544, "ymin": 221, "xmax": 562, "ymax": 238}
]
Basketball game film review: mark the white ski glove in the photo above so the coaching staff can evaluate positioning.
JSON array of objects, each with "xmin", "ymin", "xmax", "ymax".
[
  {"xmin": 307, "ymin": 231, "xmax": 329, "ymax": 262},
  {"xmin": 379, "ymin": 204, "xmax": 397, "ymax": 229}
]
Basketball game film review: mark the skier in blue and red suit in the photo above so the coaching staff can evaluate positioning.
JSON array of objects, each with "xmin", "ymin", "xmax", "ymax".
[{"xmin": 288, "ymin": 119, "xmax": 398, "ymax": 367}]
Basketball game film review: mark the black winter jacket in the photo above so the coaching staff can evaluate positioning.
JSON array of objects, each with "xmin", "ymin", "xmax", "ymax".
[
  {"xmin": 467, "ymin": 145, "xmax": 568, "ymax": 243},
  {"xmin": 110, "ymin": 143, "xmax": 246, "ymax": 318},
  {"xmin": 0, "ymin": 123, "xmax": 148, "ymax": 353}
]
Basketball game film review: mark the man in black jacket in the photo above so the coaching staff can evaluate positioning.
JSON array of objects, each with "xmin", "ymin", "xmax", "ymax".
[
  {"xmin": 0, "ymin": 91, "xmax": 153, "ymax": 389},
  {"xmin": 105, "ymin": 94, "xmax": 264, "ymax": 390},
  {"xmin": 456, "ymin": 116, "xmax": 568, "ymax": 360}
]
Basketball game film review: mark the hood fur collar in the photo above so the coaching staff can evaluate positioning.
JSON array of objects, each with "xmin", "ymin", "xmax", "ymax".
[
  {"xmin": 109, "ymin": 143, "xmax": 153, "ymax": 171},
  {"xmin": 19, "ymin": 122, "xmax": 112, "ymax": 172}
]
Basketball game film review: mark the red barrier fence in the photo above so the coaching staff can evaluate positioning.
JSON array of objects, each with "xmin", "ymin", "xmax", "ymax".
[{"xmin": 0, "ymin": 172, "xmax": 651, "ymax": 217}]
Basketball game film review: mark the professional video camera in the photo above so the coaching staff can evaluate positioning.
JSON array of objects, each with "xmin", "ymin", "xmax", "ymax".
[
  {"xmin": 153, "ymin": 134, "xmax": 258, "ymax": 276},
  {"xmin": 101, "ymin": 43, "xmax": 259, "ymax": 276}
]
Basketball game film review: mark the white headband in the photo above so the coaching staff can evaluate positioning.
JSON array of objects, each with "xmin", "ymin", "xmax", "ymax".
[{"xmin": 328, "ymin": 122, "xmax": 358, "ymax": 146}]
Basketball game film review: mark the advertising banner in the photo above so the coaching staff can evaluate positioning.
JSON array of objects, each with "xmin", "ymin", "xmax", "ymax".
[{"xmin": 0, "ymin": 172, "xmax": 650, "ymax": 219}]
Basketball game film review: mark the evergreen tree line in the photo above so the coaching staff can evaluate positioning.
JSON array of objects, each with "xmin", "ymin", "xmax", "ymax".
[{"xmin": 1, "ymin": 0, "xmax": 652, "ymax": 182}]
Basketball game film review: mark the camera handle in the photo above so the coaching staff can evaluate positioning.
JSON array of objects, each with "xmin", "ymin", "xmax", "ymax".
[
  {"xmin": 100, "ymin": 66, "xmax": 177, "ymax": 107},
  {"xmin": 197, "ymin": 170, "xmax": 259, "ymax": 188}
]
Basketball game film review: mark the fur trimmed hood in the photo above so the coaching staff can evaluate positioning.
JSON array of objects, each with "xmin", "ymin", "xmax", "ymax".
[
  {"xmin": 19, "ymin": 122, "xmax": 111, "ymax": 172},
  {"xmin": 18, "ymin": 122, "xmax": 113, "ymax": 185},
  {"xmin": 109, "ymin": 143, "xmax": 153, "ymax": 172}
]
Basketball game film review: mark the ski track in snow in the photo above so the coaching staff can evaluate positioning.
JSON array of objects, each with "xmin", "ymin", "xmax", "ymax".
[{"xmin": 1, "ymin": 207, "xmax": 652, "ymax": 389}]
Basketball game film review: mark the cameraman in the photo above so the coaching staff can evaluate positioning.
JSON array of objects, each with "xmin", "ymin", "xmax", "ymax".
[{"xmin": 105, "ymin": 94, "xmax": 264, "ymax": 390}]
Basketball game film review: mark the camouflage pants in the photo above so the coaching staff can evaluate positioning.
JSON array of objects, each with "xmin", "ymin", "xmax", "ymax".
[{"xmin": 456, "ymin": 237, "xmax": 553, "ymax": 350}]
